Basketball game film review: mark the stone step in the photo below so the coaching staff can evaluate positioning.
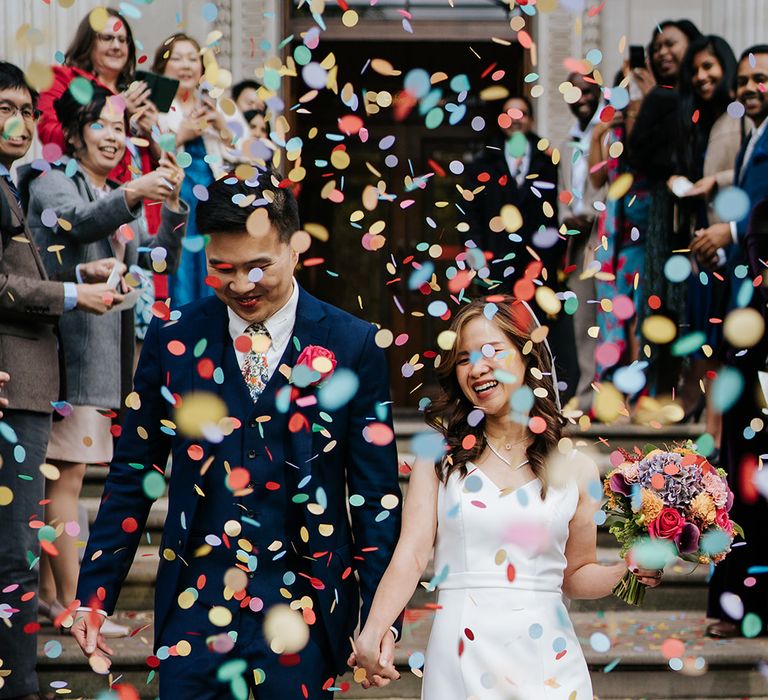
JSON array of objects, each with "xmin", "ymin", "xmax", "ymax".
[
  {"xmin": 37, "ymin": 609, "xmax": 768, "ymax": 699},
  {"xmin": 111, "ymin": 544, "xmax": 708, "ymax": 613}
]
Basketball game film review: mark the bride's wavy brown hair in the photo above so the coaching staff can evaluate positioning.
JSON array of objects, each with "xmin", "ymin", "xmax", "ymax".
[{"xmin": 425, "ymin": 296, "xmax": 565, "ymax": 497}]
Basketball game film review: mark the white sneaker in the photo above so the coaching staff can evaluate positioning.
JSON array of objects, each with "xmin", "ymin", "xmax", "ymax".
[{"xmin": 100, "ymin": 617, "xmax": 131, "ymax": 638}]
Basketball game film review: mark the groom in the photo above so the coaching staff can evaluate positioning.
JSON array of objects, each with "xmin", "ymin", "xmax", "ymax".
[{"xmin": 72, "ymin": 171, "xmax": 403, "ymax": 697}]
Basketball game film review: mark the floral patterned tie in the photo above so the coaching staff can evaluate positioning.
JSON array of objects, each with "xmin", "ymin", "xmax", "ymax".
[{"xmin": 241, "ymin": 322, "xmax": 271, "ymax": 402}]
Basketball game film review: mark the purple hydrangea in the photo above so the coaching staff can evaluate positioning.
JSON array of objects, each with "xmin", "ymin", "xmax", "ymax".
[{"xmin": 637, "ymin": 451, "xmax": 704, "ymax": 508}]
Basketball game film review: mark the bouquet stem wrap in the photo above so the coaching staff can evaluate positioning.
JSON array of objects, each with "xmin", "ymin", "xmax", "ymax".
[{"xmin": 612, "ymin": 570, "xmax": 646, "ymax": 606}]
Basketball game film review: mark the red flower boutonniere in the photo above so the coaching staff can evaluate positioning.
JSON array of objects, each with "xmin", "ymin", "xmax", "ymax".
[{"xmin": 295, "ymin": 345, "xmax": 337, "ymax": 386}]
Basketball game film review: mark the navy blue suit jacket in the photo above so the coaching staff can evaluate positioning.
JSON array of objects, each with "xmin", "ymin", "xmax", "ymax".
[
  {"xmin": 733, "ymin": 123, "xmax": 768, "ymax": 242},
  {"xmin": 76, "ymin": 288, "xmax": 402, "ymax": 671}
]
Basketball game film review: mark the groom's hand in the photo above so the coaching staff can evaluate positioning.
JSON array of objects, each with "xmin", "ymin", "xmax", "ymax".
[
  {"xmin": 348, "ymin": 629, "xmax": 400, "ymax": 689},
  {"xmin": 71, "ymin": 610, "xmax": 114, "ymax": 672}
]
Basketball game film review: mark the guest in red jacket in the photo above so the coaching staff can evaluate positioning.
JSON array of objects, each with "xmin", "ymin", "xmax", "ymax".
[{"xmin": 37, "ymin": 7, "xmax": 157, "ymax": 185}]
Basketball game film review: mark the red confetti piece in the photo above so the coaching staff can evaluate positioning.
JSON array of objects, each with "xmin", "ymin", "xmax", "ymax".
[
  {"xmin": 122, "ymin": 517, "xmax": 138, "ymax": 533},
  {"xmin": 302, "ymin": 257, "xmax": 325, "ymax": 267},
  {"xmin": 555, "ymin": 649, "xmax": 568, "ymax": 660},
  {"xmin": 146, "ymin": 655, "xmax": 161, "ymax": 669},
  {"xmin": 481, "ymin": 62, "xmax": 498, "ymax": 79},
  {"xmin": 587, "ymin": 0, "xmax": 605, "ymax": 16},
  {"xmin": 517, "ymin": 30, "xmax": 533, "ymax": 48},
  {"xmin": 234, "ymin": 335, "xmax": 253, "ymax": 353},
  {"xmin": 507, "ymin": 563, "xmax": 516, "ymax": 582},
  {"xmin": 197, "ymin": 358, "xmax": 214, "ymax": 379},
  {"xmin": 151, "ymin": 301, "xmax": 170, "ymax": 320},
  {"xmin": 227, "ymin": 467, "xmax": 250, "ymax": 491},
  {"xmin": 462, "ymin": 434, "xmax": 477, "ymax": 450},
  {"xmin": 338, "ymin": 114, "xmax": 364, "ymax": 134},
  {"xmin": 661, "ymin": 637, "xmax": 685, "ymax": 659},
  {"xmin": 289, "ymin": 413, "xmax": 310, "ymax": 433},
  {"xmin": 529, "ymin": 416, "xmax": 547, "ymax": 434},
  {"xmin": 265, "ymin": 481, "xmax": 281, "ymax": 491},
  {"xmin": 24, "ymin": 622, "xmax": 41, "ymax": 634},
  {"xmin": 167, "ymin": 340, "xmax": 185, "ymax": 356},
  {"xmin": 196, "ymin": 574, "xmax": 206, "ymax": 589},
  {"xmin": 470, "ymin": 500, "xmax": 487, "ymax": 508},
  {"xmin": 600, "ymin": 105, "xmax": 616, "ymax": 122},
  {"xmin": 427, "ymin": 159, "xmax": 446, "ymax": 177},
  {"xmin": 204, "ymin": 274, "xmax": 222, "ymax": 289},
  {"xmin": 648, "ymin": 295, "xmax": 662, "ymax": 310},
  {"xmin": 464, "ymin": 627, "xmax": 475, "ymax": 641},
  {"xmin": 650, "ymin": 473, "xmax": 665, "ymax": 490}
]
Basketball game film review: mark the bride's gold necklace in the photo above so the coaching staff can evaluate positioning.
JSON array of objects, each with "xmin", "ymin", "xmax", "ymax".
[{"xmin": 483, "ymin": 433, "xmax": 529, "ymax": 471}]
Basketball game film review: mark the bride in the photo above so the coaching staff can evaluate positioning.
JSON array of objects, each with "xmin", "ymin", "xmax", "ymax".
[{"xmin": 349, "ymin": 296, "xmax": 662, "ymax": 699}]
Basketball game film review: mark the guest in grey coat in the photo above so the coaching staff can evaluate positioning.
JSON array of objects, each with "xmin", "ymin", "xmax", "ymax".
[{"xmin": 23, "ymin": 85, "xmax": 188, "ymax": 635}]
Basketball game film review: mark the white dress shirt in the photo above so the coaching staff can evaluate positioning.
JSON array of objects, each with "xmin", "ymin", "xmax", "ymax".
[
  {"xmin": 567, "ymin": 102, "xmax": 604, "ymax": 216},
  {"xmin": 504, "ymin": 137, "xmax": 532, "ymax": 187},
  {"xmin": 227, "ymin": 279, "xmax": 299, "ymax": 381}
]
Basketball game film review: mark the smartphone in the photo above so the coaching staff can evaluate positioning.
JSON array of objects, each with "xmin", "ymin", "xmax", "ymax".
[
  {"xmin": 134, "ymin": 70, "xmax": 179, "ymax": 113},
  {"xmin": 629, "ymin": 45, "xmax": 646, "ymax": 70}
]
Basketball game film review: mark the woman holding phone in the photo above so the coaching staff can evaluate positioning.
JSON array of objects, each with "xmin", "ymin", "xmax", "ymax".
[
  {"xmin": 153, "ymin": 32, "xmax": 244, "ymax": 306},
  {"xmin": 37, "ymin": 7, "xmax": 158, "ymax": 184},
  {"xmin": 23, "ymin": 87, "xmax": 189, "ymax": 634}
]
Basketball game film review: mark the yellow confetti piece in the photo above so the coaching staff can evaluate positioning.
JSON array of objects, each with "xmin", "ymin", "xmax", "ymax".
[
  {"xmin": 342, "ymin": 9, "xmax": 359, "ymax": 26},
  {"xmin": 371, "ymin": 58, "xmax": 401, "ymax": 76},
  {"xmin": 500, "ymin": 204, "xmax": 523, "ymax": 233},
  {"xmin": 318, "ymin": 523, "xmax": 334, "ymax": 536},
  {"xmin": 594, "ymin": 382, "xmax": 626, "ymax": 423},
  {"xmin": 723, "ymin": 307, "xmax": 764, "ymax": 348},
  {"xmin": 381, "ymin": 494, "xmax": 399, "ymax": 509},
  {"xmin": 535, "ymin": 286, "xmax": 561, "ymax": 315},
  {"xmin": 175, "ymin": 392, "xmax": 228, "ymax": 439},
  {"xmin": 479, "ymin": 85, "xmax": 510, "ymax": 102},
  {"xmin": 264, "ymin": 604, "xmax": 309, "ymax": 654},
  {"xmin": 177, "ymin": 590, "xmax": 196, "ymax": 609},
  {"xmin": 375, "ymin": 328, "xmax": 394, "ymax": 348},
  {"xmin": 88, "ymin": 7, "xmax": 109, "ymax": 31},
  {"xmin": 607, "ymin": 173, "xmax": 633, "ymax": 201},
  {"xmin": 209, "ymin": 606, "xmax": 232, "ymax": 627},
  {"xmin": 0, "ymin": 486, "xmax": 13, "ymax": 506},
  {"xmin": 641, "ymin": 315, "xmax": 677, "ymax": 344},
  {"xmin": 39, "ymin": 463, "xmax": 60, "ymax": 481}
]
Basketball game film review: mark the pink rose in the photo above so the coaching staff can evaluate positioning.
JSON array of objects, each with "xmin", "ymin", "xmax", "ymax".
[
  {"xmin": 296, "ymin": 345, "xmax": 337, "ymax": 385},
  {"xmin": 702, "ymin": 471, "xmax": 728, "ymax": 508},
  {"xmin": 714, "ymin": 509, "xmax": 734, "ymax": 535},
  {"xmin": 648, "ymin": 507, "xmax": 685, "ymax": 540}
]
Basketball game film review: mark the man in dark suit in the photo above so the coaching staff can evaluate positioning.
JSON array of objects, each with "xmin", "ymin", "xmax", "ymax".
[
  {"xmin": 0, "ymin": 61, "xmax": 123, "ymax": 700},
  {"xmin": 72, "ymin": 171, "xmax": 403, "ymax": 697},
  {"xmin": 464, "ymin": 95, "xmax": 578, "ymax": 401}
]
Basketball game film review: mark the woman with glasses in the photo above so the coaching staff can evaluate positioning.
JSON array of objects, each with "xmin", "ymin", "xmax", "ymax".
[{"xmin": 37, "ymin": 8, "xmax": 157, "ymax": 185}]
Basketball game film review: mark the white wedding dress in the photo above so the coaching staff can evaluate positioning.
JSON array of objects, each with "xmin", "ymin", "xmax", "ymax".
[{"xmin": 421, "ymin": 466, "xmax": 593, "ymax": 700}]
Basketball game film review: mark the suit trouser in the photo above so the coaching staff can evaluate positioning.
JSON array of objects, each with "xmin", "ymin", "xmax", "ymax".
[
  {"xmin": 0, "ymin": 410, "xmax": 52, "ymax": 698},
  {"xmin": 157, "ymin": 598, "xmax": 337, "ymax": 699}
]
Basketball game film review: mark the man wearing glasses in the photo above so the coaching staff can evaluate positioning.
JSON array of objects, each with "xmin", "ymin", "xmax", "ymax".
[{"xmin": 0, "ymin": 61, "xmax": 124, "ymax": 700}]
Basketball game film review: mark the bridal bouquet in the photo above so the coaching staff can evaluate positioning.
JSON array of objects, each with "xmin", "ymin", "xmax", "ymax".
[{"xmin": 602, "ymin": 443, "xmax": 742, "ymax": 606}]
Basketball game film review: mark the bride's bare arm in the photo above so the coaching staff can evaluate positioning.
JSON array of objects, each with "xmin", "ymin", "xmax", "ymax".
[
  {"xmin": 350, "ymin": 457, "xmax": 439, "ymax": 679},
  {"xmin": 562, "ymin": 459, "xmax": 660, "ymax": 599}
]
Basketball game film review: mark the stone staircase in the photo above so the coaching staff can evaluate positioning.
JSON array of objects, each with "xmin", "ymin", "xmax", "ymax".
[{"xmin": 35, "ymin": 415, "xmax": 768, "ymax": 699}]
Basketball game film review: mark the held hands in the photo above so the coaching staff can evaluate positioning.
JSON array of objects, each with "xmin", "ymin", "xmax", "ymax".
[
  {"xmin": 121, "ymin": 80, "xmax": 153, "ymax": 119},
  {"xmin": 70, "ymin": 610, "xmax": 114, "ymax": 672},
  {"xmin": 348, "ymin": 629, "xmax": 400, "ymax": 689},
  {"xmin": 690, "ymin": 223, "xmax": 733, "ymax": 268}
]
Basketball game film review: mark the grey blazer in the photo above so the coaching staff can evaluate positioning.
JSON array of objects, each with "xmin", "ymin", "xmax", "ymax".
[
  {"xmin": 0, "ymin": 177, "xmax": 66, "ymax": 413},
  {"xmin": 24, "ymin": 160, "xmax": 188, "ymax": 408}
]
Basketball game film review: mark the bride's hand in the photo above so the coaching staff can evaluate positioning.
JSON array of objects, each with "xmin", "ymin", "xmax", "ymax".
[
  {"xmin": 348, "ymin": 629, "xmax": 400, "ymax": 689},
  {"xmin": 625, "ymin": 553, "xmax": 664, "ymax": 588}
]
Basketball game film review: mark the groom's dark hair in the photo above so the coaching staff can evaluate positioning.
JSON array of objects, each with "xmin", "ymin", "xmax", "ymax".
[{"xmin": 196, "ymin": 168, "xmax": 300, "ymax": 243}]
